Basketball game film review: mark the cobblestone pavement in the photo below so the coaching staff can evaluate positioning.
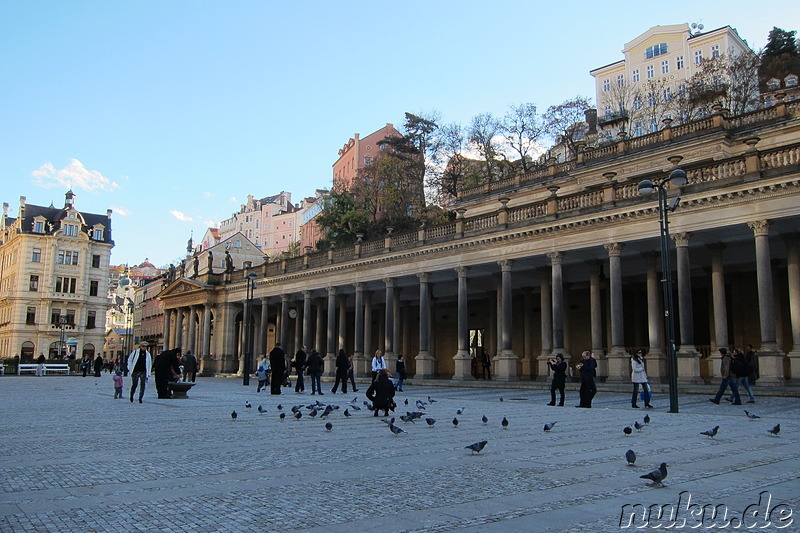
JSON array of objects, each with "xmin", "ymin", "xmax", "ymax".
[{"xmin": 1, "ymin": 376, "xmax": 799, "ymax": 532}]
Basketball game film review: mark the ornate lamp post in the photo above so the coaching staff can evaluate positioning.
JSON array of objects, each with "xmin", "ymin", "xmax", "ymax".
[
  {"xmin": 243, "ymin": 272, "xmax": 257, "ymax": 386},
  {"xmin": 58, "ymin": 314, "xmax": 69, "ymax": 359},
  {"xmin": 638, "ymin": 168, "xmax": 687, "ymax": 413}
]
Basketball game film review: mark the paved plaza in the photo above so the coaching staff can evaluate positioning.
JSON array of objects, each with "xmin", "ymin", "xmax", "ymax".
[{"xmin": 1, "ymin": 375, "xmax": 799, "ymax": 532}]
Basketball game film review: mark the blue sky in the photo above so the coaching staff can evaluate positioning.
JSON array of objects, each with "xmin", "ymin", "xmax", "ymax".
[{"xmin": 1, "ymin": 1, "xmax": 794, "ymax": 267}]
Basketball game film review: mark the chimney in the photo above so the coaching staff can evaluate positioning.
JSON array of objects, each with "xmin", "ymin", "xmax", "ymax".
[
  {"xmin": 107, "ymin": 209, "xmax": 113, "ymax": 219},
  {"xmin": 585, "ymin": 109, "xmax": 598, "ymax": 135},
  {"xmin": 65, "ymin": 189, "xmax": 75, "ymax": 209},
  {"xmin": 18, "ymin": 196, "xmax": 26, "ymax": 219}
]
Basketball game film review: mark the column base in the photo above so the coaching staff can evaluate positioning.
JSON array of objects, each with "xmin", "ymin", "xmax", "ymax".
[
  {"xmin": 414, "ymin": 351, "xmax": 436, "ymax": 379},
  {"xmin": 644, "ymin": 349, "xmax": 668, "ymax": 382},
  {"xmin": 494, "ymin": 351, "xmax": 519, "ymax": 381},
  {"xmin": 676, "ymin": 346, "xmax": 704, "ymax": 384},
  {"xmin": 756, "ymin": 345, "xmax": 786, "ymax": 383},
  {"xmin": 520, "ymin": 356, "xmax": 533, "ymax": 380},
  {"xmin": 452, "ymin": 351, "xmax": 472, "ymax": 381},
  {"xmin": 323, "ymin": 354, "xmax": 336, "ymax": 377},
  {"xmin": 604, "ymin": 348, "xmax": 628, "ymax": 383},
  {"xmin": 383, "ymin": 353, "xmax": 397, "ymax": 377},
  {"xmin": 536, "ymin": 353, "xmax": 551, "ymax": 380},
  {"xmin": 353, "ymin": 352, "xmax": 366, "ymax": 378},
  {"xmin": 788, "ymin": 349, "xmax": 800, "ymax": 382}
]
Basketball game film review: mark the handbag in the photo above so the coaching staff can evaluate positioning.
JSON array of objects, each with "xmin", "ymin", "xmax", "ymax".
[{"xmin": 640, "ymin": 389, "xmax": 653, "ymax": 403}]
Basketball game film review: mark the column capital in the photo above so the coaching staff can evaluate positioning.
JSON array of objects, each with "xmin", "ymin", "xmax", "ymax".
[
  {"xmin": 748, "ymin": 219, "xmax": 772, "ymax": 237},
  {"xmin": 547, "ymin": 251, "xmax": 564, "ymax": 264},
  {"xmin": 302, "ymin": 289, "xmax": 312, "ymax": 298},
  {"xmin": 672, "ymin": 232, "xmax": 692, "ymax": 247},
  {"xmin": 280, "ymin": 293, "xmax": 289, "ymax": 303},
  {"xmin": 417, "ymin": 272, "xmax": 430, "ymax": 283},
  {"xmin": 455, "ymin": 266, "xmax": 469, "ymax": 277},
  {"xmin": 604, "ymin": 242, "xmax": 625, "ymax": 256},
  {"xmin": 498, "ymin": 259, "xmax": 514, "ymax": 271},
  {"xmin": 353, "ymin": 281, "xmax": 365, "ymax": 291},
  {"xmin": 326, "ymin": 286, "xmax": 337, "ymax": 295},
  {"xmin": 383, "ymin": 277, "xmax": 395, "ymax": 288}
]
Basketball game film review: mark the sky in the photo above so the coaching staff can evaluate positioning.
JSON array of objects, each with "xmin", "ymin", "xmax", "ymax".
[{"xmin": 1, "ymin": 1, "xmax": 796, "ymax": 268}]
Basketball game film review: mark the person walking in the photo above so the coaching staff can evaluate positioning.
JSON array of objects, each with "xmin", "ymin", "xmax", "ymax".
[
  {"xmin": 481, "ymin": 348, "xmax": 492, "ymax": 380},
  {"xmin": 307, "ymin": 349, "xmax": 324, "ymax": 395},
  {"xmin": 395, "ymin": 354, "xmax": 406, "ymax": 392},
  {"xmin": 576, "ymin": 351, "xmax": 597, "ymax": 408},
  {"xmin": 347, "ymin": 353, "xmax": 358, "ymax": 392},
  {"xmin": 113, "ymin": 370, "xmax": 124, "ymax": 399},
  {"xmin": 546, "ymin": 354, "xmax": 567, "ymax": 406},
  {"xmin": 127, "ymin": 342, "xmax": 152, "ymax": 404},
  {"xmin": 80, "ymin": 354, "xmax": 91, "ymax": 377},
  {"xmin": 293, "ymin": 345, "xmax": 307, "ymax": 393},
  {"xmin": 366, "ymin": 369, "xmax": 396, "ymax": 417},
  {"xmin": 93, "ymin": 354, "xmax": 104, "ymax": 377},
  {"xmin": 745, "ymin": 344, "xmax": 759, "ymax": 386},
  {"xmin": 331, "ymin": 349, "xmax": 349, "ymax": 394},
  {"xmin": 371, "ymin": 350, "xmax": 386, "ymax": 382},
  {"xmin": 710, "ymin": 347, "xmax": 741, "ymax": 405},
  {"xmin": 630, "ymin": 349, "xmax": 653, "ymax": 408},
  {"xmin": 728, "ymin": 348, "xmax": 755, "ymax": 404},
  {"xmin": 35, "ymin": 353, "xmax": 46, "ymax": 376},
  {"xmin": 181, "ymin": 349, "xmax": 198, "ymax": 382},
  {"xmin": 269, "ymin": 343, "xmax": 286, "ymax": 395}
]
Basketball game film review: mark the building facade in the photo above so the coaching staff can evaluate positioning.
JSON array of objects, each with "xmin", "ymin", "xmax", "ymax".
[
  {"xmin": 157, "ymin": 103, "xmax": 800, "ymax": 388},
  {"xmin": 0, "ymin": 191, "xmax": 114, "ymax": 361},
  {"xmin": 332, "ymin": 123, "xmax": 401, "ymax": 191}
]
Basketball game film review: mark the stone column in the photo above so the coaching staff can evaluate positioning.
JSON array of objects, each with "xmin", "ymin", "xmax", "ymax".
[
  {"xmin": 749, "ymin": 220, "xmax": 784, "ymax": 382},
  {"xmin": 588, "ymin": 260, "xmax": 606, "ymax": 378},
  {"xmin": 258, "ymin": 299, "xmax": 269, "ymax": 358},
  {"xmin": 521, "ymin": 290, "xmax": 533, "ymax": 378},
  {"xmin": 175, "ymin": 307, "xmax": 184, "ymax": 349},
  {"xmin": 383, "ymin": 278, "xmax": 395, "ymax": 360},
  {"xmin": 325, "ymin": 287, "xmax": 336, "ymax": 375},
  {"xmin": 415, "ymin": 273, "xmax": 434, "ymax": 378},
  {"xmin": 363, "ymin": 290, "xmax": 373, "ymax": 376},
  {"xmin": 294, "ymin": 303, "xmax": 302, "ymax": 355},
  {"xmin": 536, "ymin": 269, "xmax": 552, "ymax": 379},
  {"xmin": 278, "ymin": 294, "xmax": 289, "ymax": 347},
  {"xmin": 709, "ymin": 243, "xmax": 728, "ymax": 379},
  {"xmin": 163, "ymin": 310, "xmax": 172, "ymax": 351},
  {"xmin": 673, "ymin": 233, "xmax": 701, "ymax": 382},
  {"xmin": 496, "ymin": 259, "xmax": 518, "ymax": 380},
  {"xmin": 315, "ymin": 297, "xmax": 325, "ymax": 355},
  {"xmin": 302, "ymin": 291, "xmax": 312, "ymax": 351},
  {"xmin": 643, "ymin": 252, "xmax": 666, "ymax": 381},
  {"xmin": 353, "ymin": 283, "xmax": 365, "ymax": 376},
  {"xmin": 452, "ymin": 266, "xmax": 472, "ymax": 380},
  {"xmin": 785, "ymin": 235, "xmax": 800, "ymax": 381},
  {"xmin": 338, "ymin": 295, "xmax": 347, "ymax": 352},
  {"xmin": 387, "ymin": 287, "xmax": 400, "ymax": 372},
  {"xmin": 548, "ymin": 252, "xmax": 568, "ymax": 360},
  {"xmin": 605, "ymin": 243, "xmax": 627, "ymax": 382},
  {"xmin": 187, "ymin": 305, "xmax": 197, "ymax": 354},
  {"xmin": 222, "ymin": 303, "xmax": 237, "ymax": 373},
  {"xmin": 201, "ymin": 304, "xmax": 212, "ymax": 373}
]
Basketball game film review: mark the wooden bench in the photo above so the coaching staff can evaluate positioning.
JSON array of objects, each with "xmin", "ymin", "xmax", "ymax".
[
  {"xmin": 167, "ymin": 381, "xmax": 196, "ymax": 398},
  {"xmin": 17, "ymin": 363, "xmax": 71, "ymax": 375}
]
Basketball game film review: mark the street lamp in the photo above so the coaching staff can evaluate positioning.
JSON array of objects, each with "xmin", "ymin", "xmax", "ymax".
[
  {"xmin": 638, "ymin": 167, "xmax": 687, "ymax": 413},
  {"xmin": 58, "ymin": 314, "xmax": 69, "ymax": 359},
  {"xmin": 243, "ymin": 272, "xmax": 257, "ymax": 386}
]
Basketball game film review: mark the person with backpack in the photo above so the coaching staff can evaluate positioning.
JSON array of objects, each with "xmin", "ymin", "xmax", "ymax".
[
  {"xmin": 710, "ymin": 347, "xmax": 741, "ymax": 405},
  {"xmin": 727, "ymin": 348, "xmax": 755, "ymax": 404}
]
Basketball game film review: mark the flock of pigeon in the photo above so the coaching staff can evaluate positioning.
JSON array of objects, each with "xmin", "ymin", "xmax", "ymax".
[{"xmin": 230, "ymin": 395, "xmax": 783, "ymax": 490}]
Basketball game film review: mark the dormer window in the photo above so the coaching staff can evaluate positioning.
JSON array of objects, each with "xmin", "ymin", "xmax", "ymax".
[
  {"xmin": 646, "ymin": 43, "xmax": 667, "ymax": 59},
  {"xmin": 92, "ymin": 226, "xmax": 104, "ymax": 240},
  {"xmin": 768, "ymin": 79, "xmax": 780, "ymax": 90},
  {"xmin": 63, "ymin": 224, "xmax": 79, "ymax": 237},
  {"xmin": 786, "ymin": 75, "xmax": 798, "ymax": 87},
  {"xmin": 34, "ymin": 221, "xmax": 44, "ymax": 233}
]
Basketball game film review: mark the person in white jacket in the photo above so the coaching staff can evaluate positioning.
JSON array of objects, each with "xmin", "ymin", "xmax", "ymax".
[
  {"xmin": 631, "ymin": 349, "xmax": 653, "ymax": 409},
  {"xmin": 371, "ymin": 350, "xmax": 386, "ymax": 382},
  {"xmin": 128, "ymin": 342, "xmax": 152, "ymax": 403}
]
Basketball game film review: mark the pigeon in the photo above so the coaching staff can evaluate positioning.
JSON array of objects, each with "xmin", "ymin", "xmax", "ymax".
[
  {"xmin": 425, "ymin": 418, "xmax": 436, "ymax": 427},
  {"xmin": 363, "ymin": 401, "xmax": 370, "ymax": 407},
  {"xmin": 257, "ymin": 405, "xmax": 266, "ymax": 414},
  {"xmin": 634, "ymin": 421, "xmax": 644, "ymax": 431},
  {"xmin": 744, "ymin": 410, "xmax": 760, "ymax": 420},
  {"xmin": 279, "ymin": 412, "xmax": 286, "ymax": 421},
  {"xmin": 700, "ymin": 426, "xmax": 719, "ymax": 438},
  {"xmin": 389, "ymin": 423, "xmax": 406, "ymax": 436},
  {"xmin": 291, "ymin": 405, "xmax": 300, "ymax": 414},
  {"xmin": 308, "ymin": 409, "xmax": 318, "ymax": 418},
  {"xmin": 404, "ymin": 399, "xmax": 409, "ymax": 405},
  {"xmin": 623, "ymin": 425, "xmax": 633, "ymax": 436},
  {"xmin": 452, "ymin": 417, "xmax": 459, "ymax": 427},
  {"xmin": 245, "ymin": 401, "xmax": 251, "ymax": 409},
  {"xmin": 640, "ymin": 462, "xmax": 668, "ymax": 487},
  {"xmin": 625, "ymin": 449, "xmax": 636, "ymax": 466},
  {"xmin": 768, "ymin": 424, "xmax": 781, "ymax": 436},
  {"xmin": 643, "ymin": 414, "xmax": 651, "ymax": 424},
  {"xmin": 427, "ymin": 396, "xmax": 437, "ymax": 403},
  {"xmin": 400, "ymin": 415, "xmax": 416, "ymax": 423},
  {"xmin": 231, "ymin": 410, "xmax": 238, "ymax": 420},
  {"xmin": 350, "ymin": 404, "xmax": 361, "ymax": 411},
  {"xmin": 482, "ymin": 415, "xmax": 488, "ymax": 424},
  {"xmin": 320, "ymin": 406, "xmax": 333, "ymax": 418},
  {"xmin": 456, "ymin": 407, "xmax": 465, "ymax": 415},
  {"xmin": 465, "ymin": 440, "xmax": 488, "ymax": 454},
  {"xmin": 501, "ymin": 417, "xmax": 509, "ymax": 429},
  {"xmin": 416, "ymin": 400, "xmax": 427, "ymax": 409},
  {"xmin": 382, "ymin": 417, "xmax": 395, "ymax": 425},
  {"xmin": 543, "ymin": 421, "xmax": 557, "ymax": 432},
  {"xmin": 499, "ymin": 397, "xmax": 504, "ymax": 402},
  {"xmin": 408, "ymin": 411, "xmax": 424, "ymax": 420},
  {"xmin": 325, "ymin": 422, "xmax": 333, "ymax": 431},
  {"xmin": 277, "ymin": 404, "xmax": 283, "ymax": 411},
  {"xmin": 344, "ymin": 409, "xmax": 351, "ymax": 417},
  {"xmin": 294, "ymin": 411, "xmax": 302, "ymax": 420},
  {"xmin": 351, "ymin": 397, "xmax": 358, "ymax": 404}
]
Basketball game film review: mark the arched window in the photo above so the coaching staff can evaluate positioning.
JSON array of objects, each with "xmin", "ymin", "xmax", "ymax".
[
  {"xmin": 49, "ymin": 341, "xmax": 62, "ymax": 359},
  {"xmin": 82, "ymin": 344, "xmax": 96, "ymax": 359},
  {"xmin": 21, "ymin": 341, "xmax": 35, "ymax": 362}
]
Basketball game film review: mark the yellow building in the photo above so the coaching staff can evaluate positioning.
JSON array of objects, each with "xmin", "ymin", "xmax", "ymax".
[{"xmin": 0, "ymin": 191, "xmax": 114, "ymax": 362}]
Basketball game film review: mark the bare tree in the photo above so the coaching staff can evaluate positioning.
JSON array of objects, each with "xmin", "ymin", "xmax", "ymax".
[
  {"xmin": 543, "ymin": 96, "xmax": 592, "ymax": 158},
  {"xmin": 499, "ymin": 103, "xmax": 544, "ymax": 173},
  {"xmin": 468, "ymin": 112, "xmax": 501, "ymax": 181}
]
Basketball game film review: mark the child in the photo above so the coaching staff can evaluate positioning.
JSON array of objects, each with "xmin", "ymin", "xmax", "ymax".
[
  {"xmin": 256, "ymin": 364, "xmax": 268, "ymax": 393},
  {"xmin": 113, "ymin": 370, "xmax": 124, "ymax": 399},
  {"xmin": 395, "ymin": 354, "xmax": 406, "ymax": 392}
]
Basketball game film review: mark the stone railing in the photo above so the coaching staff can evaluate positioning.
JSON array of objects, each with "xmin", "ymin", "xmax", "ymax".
[
  {"xmin": 464, "ymin": 213, "xmax": 498, "ymax": 232},
  {"xmin": 761, "ymin": 144, "xmax": 800, "ymax": 169}
]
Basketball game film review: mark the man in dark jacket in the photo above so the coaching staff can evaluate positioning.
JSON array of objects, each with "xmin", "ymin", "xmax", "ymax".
[
  {"xmin": 331, "ymin": 349, "xmax": 349, "ymax": 394},
  {"xmin": 293, "ymin": 345, "xmax": 307, "ymax": 393},
  {"xmin": 154, "ymin": 347, "xmax": 182, "ymax": 399},
  {"xmin": 576, "ymin": 351, "xmax": 597, "ymax": 408},
  {"xmin": 306, "ymin": 349, "xmax": 324, "ymax": 395},
  {"xmin": 269, "ymin": 343, "xmax": 286, "ymax": 395},
  {"xmin": 181, "ymin": 349, "xmax": 198, "ymax": 382},
  {"xmin": 366, "ymin": 369, "xmax": 396, "ymax": 417}
]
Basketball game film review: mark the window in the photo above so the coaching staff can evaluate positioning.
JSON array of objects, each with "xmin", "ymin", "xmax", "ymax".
[
  {"xmin": 713, "ymin": 75, "xmax": 723, "ymax": 89},
  {"xmin": 34, "ymin": 221, "xmax": 44, "ymax": 233},
  {"xmin": 632, "ymin": 69, "xmax": 640, "ymax": 83},
  {"xmin": 57, "ymin": 250, "xmax": 64, "ymax": 264},
  {"xmin": 92, "ymin": 228, "xmax": 103, "ymax": 240},
  {"xmin": 768, "ymin": 79, "xmax": 780, "ymax": 90},
  {"xmin": 676, "ymin": 56, "xmax": 684, "ymax": 69},
  {"xmin": 787, "ymin": 76, "xmax": 798, "ymax": 87},
  {"xmin": 86, "ymin": 310, "xmax": 96, "ymax": 329},
  {"xmin": 89, "ymin": 280, "xmax": 99, "ymax": 297},
  {"xmin": 63, "ymin": 224, "xmax": 78, "ymax": 236},
  {"xmin": 648, "ymin": 93, "xmax": 657, "ymax": 107},
  {"xmin": 694, "ymin": 50, "xmax": 703, "ymax": 65},
  {"xmin": 92, "ymin": 254, "xmax": 101, "ymax": 268},
  {"xmin": 661, "ymin": 60, "xmax": 669, "ymax": 74},
  {"xmin": 29, "ymin": 275, "xmax": 39, "ymax": 292},
  {"xmin": 633, "ymin": 96, "xmax": 643, "ymax": 111},
  {"xmin": 711, "ymin": 45, "xmax": 720, "ymax": 58},
  {"xmin": 66, "ymin": 309, "xmax": 75, "ymax": 325},
  {"xmin": 650, "ymin": 119, "xmax": 658, "ymax": 133},
  {"xmin": 235, "ymin": 240, "xmax": 241, "ymax": 248},
  {"xmin": 646, "ymin": 43, "xmax": 668, "ymax": 59},
  {"xmin": 57, "ymin": 250, "xmax": 78, "ymax": 265},
  {"xmin": 634, "ymin": 121, "xmax": 644, "ymax": 137},
  {"xmin": 364, "ymin": 156, "xmax": 373, "ymax": 167},
  {"xmin": 243, "ymin": 261, "xmax": 252, "ymax": 269},
  {"xmin": 604, "ymin": 105, "xmax": 612, "ymax": 119},
  {"xmin": 26, "ymin": 307, "xmax": 36, "ymax": 325},
  {"xmin": 617, "ymin": 74, "xmax": 624, "ymax": 88},
  {"xmin": 51, "ymin": 309, "xmax": 61, "ymax": 325},
  {"xmin": 603, "ymin": 79, "xmax": 610, "ymax": 92},
  {"xmin": 55, "ymin": 276, "xmax": 77, "ymax": 294},
  {"xmin": 663, "ymin": 87, "xmax": 672, "ymax": 102},
  {"xmin": 646, "ymin": 65, "xmax": 654, "ymax": 79},
  {"xmin": 678, "ymin": 83, "xmax": 687, "ymax": 98},
  {"xmin": 32, "ymin": 248, "xmax": 41, "ymax": 262}
]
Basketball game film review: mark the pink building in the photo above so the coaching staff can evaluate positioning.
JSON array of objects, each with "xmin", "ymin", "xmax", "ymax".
[{"xmin": 333, "ymin": 123, "xmax": 401, "ymax": 191}]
